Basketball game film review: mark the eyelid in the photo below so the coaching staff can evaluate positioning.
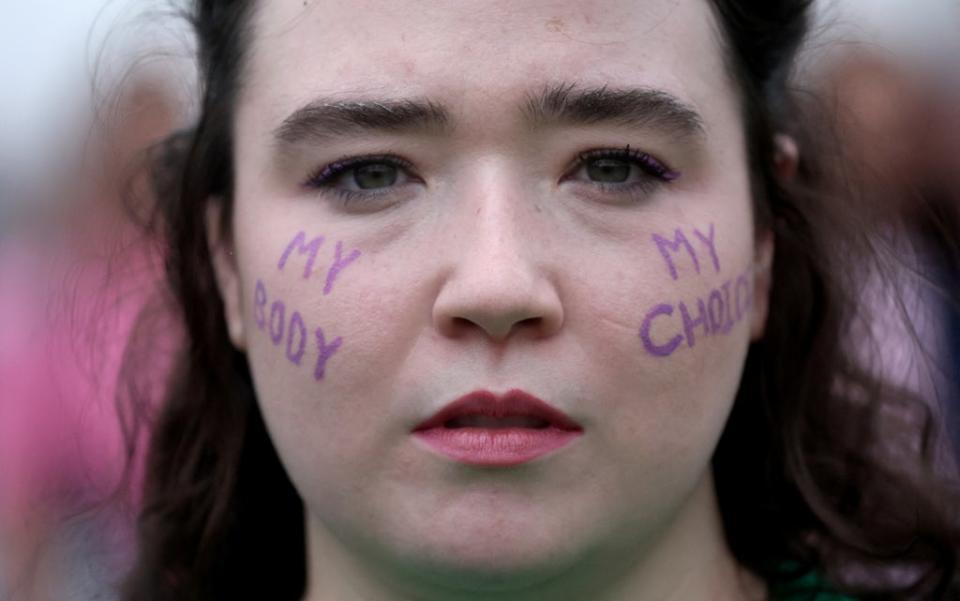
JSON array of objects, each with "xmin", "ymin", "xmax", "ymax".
[
  {"xmin": 302, "ymin": 153, "xmax": 419, "ymax": 189},
  {"xmin": 556, "ymin": 145, "xmax": 681, "ymax": 205},
  {"xmin": 561, "ymin": 146, "xmax": 681, "ymax": 183}
]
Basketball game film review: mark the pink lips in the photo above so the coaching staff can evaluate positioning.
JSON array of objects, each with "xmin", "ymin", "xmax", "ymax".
[{"xmin": 411, "ymin": 389, "xmax": 583, "ymax": 466}]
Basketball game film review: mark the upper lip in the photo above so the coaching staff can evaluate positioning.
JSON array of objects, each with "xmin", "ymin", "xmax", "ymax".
[{"xmin": 412, "ymin": 389, "xmax": 583, "ymax": 432}]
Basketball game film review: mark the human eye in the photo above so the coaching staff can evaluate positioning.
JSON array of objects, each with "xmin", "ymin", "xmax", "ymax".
[
  {"xmin": 560, "ymin": 145, "xmax": 680, "ymax": 202},
  {"xmin": 302, "ymin": 154, "xmax": 421, "ymax": 207}
]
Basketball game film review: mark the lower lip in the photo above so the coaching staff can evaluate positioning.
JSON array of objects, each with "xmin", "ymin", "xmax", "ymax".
[{"xmin": 412, "ymin": 427, "xmax": 583, "ymax": 466}]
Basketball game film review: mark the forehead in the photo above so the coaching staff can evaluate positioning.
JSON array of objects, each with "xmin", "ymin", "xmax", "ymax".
[{"xmin": 240, "ymin": 0, "xmax": 736, "ymax": 134}]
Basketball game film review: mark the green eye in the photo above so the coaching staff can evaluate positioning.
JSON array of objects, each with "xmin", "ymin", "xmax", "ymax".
[
  {"xmin": 586, "ymin": 158, "xmax": 632, "ymax": 183},
  {"xmin": 353, "ymin": 163, "xmax": 399, "ymax": 189},
  {"xmin": 560, "ymin": 147, "xmax": 681, "ymax": 204}
]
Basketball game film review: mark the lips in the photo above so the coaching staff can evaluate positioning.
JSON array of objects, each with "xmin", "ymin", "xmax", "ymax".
[
  {"xmin": 411, "ymin": 389, "xmax": 583, "ymax": 466},
  {"xmin": 411, "ymin": 389, "xmax": 583, "ymax": 432}
]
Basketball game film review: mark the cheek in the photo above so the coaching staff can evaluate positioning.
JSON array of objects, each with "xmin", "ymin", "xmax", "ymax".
[
  {"xmin": 245, "ymin": 277, "xmax": 347, "ymax": 386},
  {"xmin": 241, "ymin": 242, "xmax": 449, "ymax": 525},
  {"xmin": 240, "ymin": 230, "xmax": 369, "ymax": 376},
  {"xmin": 236, "ymin": 228, "xmax": 382, "ymax": 463},
  {"xmin": 242, "ymin": 272, "xmax": 350, "ymax": 473},
  {"xmin": 239, "ymin": 228, "xmax": 431, "ymax": 466},
  {"xmin": 585, "ymin": 220, "xmax": 753, "ymax": 364},
  {"xmin": 584, "ymin": 280, "xmax": 749, "ymax": 432},
  {"xmin": 576, "ymin": 220, "xmax": 754, "ymax": 461}
]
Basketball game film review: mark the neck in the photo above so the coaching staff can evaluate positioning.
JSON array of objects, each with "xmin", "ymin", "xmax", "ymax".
[{"xmin": 302, "ymin": 471, "xmax": 766, "ymax": 601}]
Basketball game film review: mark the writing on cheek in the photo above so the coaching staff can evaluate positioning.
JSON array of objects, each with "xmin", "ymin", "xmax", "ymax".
[
  {"xmin": 277, "ymin": 230, "xmax": 362, "ymax": 296},
  {"xmin": 255, "ymin": 280, "xmax": 267, "ymax": 328},
  {"xmin": 324, "ymin": 241, "xmax": 361, "ymax": 296},
  {"xmin": 269, "ymin": 299, "xmax": 285, "ymax": 344},
  {"xmin": 639, "ymin": 268, "xmax": 753, "ymax": 358},
  {"xmin": 314, "ymin": 328, "xmax": 343, "ymax": 380},
  {"xmin": 254, "ymin": 279, "xmax": 344, "ymax": 381},
  {"xmin": 277, "ymin": 231, "xmax": 325, "ymax": 278},
  {"xmin": 638, "ymin": 304, "xmax": 683, "ymax": 357},
  {"xmin": 287, "ymin": 311, "xmax": 307, "ymax": 365},
  {"xmin": 639, "ymin": 222, "xmax": 753, "ymax": 358},
  {"xmin": 652, "ymin": 222, "xmax": 720, "ymax": 280}
]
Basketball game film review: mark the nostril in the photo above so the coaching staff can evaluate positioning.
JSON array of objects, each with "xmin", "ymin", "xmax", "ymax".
[
  {"xmin": 447, "ymin": 317, "xmax": 478, "ymax": 336},
  {"xmin": 436, "ymin": 294, "xmax": 561, "ymax": 341},
  {"xmin": 447, "ymin": 315, "xmax": 541, "ymax": 339}
]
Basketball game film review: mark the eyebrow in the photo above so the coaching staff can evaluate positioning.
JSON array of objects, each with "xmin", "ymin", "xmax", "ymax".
[
  {"xmin": 271, "ymin": 81, "xmax": 706, "ymax": 150},
  {"xmin": 521, "ymin": 82, "xmax": 706, "ymax": 140},
  {"xmin": 273, "ymin": 98, "xmax": 452, "ymax": 147}
]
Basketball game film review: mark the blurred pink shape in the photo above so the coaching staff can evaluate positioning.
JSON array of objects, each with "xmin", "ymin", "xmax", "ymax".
[{"xmin": 0, "ymin": 221, "xmax": 176, "ymax": 533}]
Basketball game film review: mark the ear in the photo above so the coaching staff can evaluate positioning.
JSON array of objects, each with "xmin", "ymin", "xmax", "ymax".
[
  {"xmin": 773, "ymin": 133, "xmax": 799, "ymax": 183},
  {"xmin": 750, "ymin": 228, "xmax": 775, "ymax": 341},
  {"xmin": 206, "ymin": 201, "xmax": 247, "ymax": 350},
  {"xmin": 749, "ymin": 133, "xmax": 797, "ymax": 340}
]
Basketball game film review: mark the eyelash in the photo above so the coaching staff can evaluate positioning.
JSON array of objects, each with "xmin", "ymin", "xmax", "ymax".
[
  {"xmin": 303, "ymin": 153, "xmax": 419, "ymax": 206},
  {"xmin": 302, "ymin": 145, "xmax": 679, "ymax": 206},
  {"xmin": 561, "ymin": 145, "xmax": 680, "ymax": 198}
]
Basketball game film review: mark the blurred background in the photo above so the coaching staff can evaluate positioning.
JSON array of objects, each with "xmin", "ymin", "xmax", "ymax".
[
  {"xmin": 0, "ymin": 2, "xmax": 190, "ymax": 599},
  {"xmin": 0, "ymin": 0, "xmax": 957, "ymax": 599}
]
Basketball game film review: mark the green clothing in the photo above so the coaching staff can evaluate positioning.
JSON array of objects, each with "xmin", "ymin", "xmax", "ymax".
[{"xmin": 770, "ymin": 564, "xmax": 859, "ymax": 601}]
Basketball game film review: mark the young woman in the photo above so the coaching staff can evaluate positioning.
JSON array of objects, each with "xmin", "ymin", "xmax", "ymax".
[{"xmin": 119, "ymin": 0, "xmax": 960, "ymax": 599}]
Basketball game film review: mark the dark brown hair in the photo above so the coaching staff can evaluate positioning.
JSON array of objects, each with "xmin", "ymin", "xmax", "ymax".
[{"xmin": 119, "ymin": 1, "xmax": 960, "ymax": 599}]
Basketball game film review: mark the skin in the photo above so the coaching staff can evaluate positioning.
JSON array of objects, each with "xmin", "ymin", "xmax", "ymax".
[{"xmin": 209, "ymin": 0, "xmax": 793, "ymax": 599}]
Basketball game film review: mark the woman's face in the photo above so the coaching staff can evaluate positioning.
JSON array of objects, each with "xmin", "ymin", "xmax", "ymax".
[{"xmin": 216, "ymin": 0, "xmax": 772, "ymax": 596}]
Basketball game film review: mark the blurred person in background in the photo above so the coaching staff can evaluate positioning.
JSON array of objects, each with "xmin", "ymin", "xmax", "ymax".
[
  {"xmin": 0, "ymin": 3, "xmax": 193, "ymax": 598},
  {"xmin": 0, "ymin": 74, "xmax": 181, "ymax": 600},
  {"xmin": 808, "ymin": 0, "xmax": 960, "ymax": 465}
]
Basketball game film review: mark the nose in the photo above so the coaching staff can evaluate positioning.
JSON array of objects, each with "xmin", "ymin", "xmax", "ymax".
[{"xmin": 431, "ymin": 181, "xmax": 563, "ymax": 343}]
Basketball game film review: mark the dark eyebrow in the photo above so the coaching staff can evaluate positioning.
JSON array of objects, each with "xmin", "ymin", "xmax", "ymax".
[
  {"xmin": 522, "ymin": 82, "xmax": 706, "ymax": 140},
  {"xmin": 273, "ymin": 98, "xmax": 452, "ymax": 147},
  {"xmin": 272, "ymin": 83, "xmax": 705, "ymax": 152}
]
